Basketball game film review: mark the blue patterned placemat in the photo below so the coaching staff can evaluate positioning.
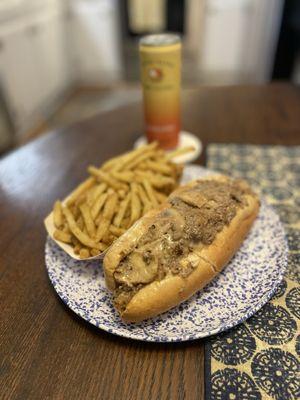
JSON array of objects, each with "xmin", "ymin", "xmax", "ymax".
[{"xmin": 205, "ymin": 144, "xmax": 300, "ymax": 400}]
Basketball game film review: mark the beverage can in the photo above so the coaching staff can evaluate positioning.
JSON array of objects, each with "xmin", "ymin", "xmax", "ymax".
[{"xmin": 139, "ymin": 34, "xmax": 181, "ymax": 149}]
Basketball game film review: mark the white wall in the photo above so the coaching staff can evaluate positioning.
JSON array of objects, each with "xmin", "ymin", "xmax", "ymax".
[
  {"xmin": 199, "ymin": 0, "xmax": 283, "ymax": 84},
  {"xmin": 67, "ymin": 0, "xmax": 122, "ymax": 84},
  {"xmin": 0, "ymin": 0, "xmax": 70, "ymax": 134}
]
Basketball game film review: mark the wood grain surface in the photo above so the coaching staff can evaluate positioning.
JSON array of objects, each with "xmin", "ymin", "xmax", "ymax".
[{"xmin": 1, "ymin": 84, "xmax": 300, "ymax": 400}]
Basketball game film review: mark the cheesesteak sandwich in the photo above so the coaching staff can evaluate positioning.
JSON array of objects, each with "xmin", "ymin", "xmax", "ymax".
[{"xmin": 104, "ymin": 176, "xmax": 260, "ymax": 322}]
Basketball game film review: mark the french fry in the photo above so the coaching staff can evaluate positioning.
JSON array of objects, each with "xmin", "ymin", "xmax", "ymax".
[
  {"xmin": 136, "ymin": 183, "xmax": 150, "ymax": 205},
  {"xmin": 75, "ymin": 194, "xmax": 87, "ymax": 208},
  {"xmin": 53, "ymin": 229, "xmax": 72, "ymax": 243},
  {"xmin": 117, "ymin": 189, "xmax": 126, "ymax": 199},
  {"xmin": 143, "ymin": 204, "xmax": 152, "ymax": 214},
  {"xmin": 109, "ymin": 225, "xmax": 126, "ymax": 237},
  {"xmin": 53, "ymin": 200, "xmax": 63, "ymax": 228},
  {"xmin": 95, "ymin": 217, "xmax": 110, "ymax": 242},
  {"xmin": 62, "ymin": 223, "xmax": 70, "ymax": 234},
  {"xmin": 76, "ymin": 215, "xmax": 84, "ymax": 231},
  {"xmin": 62, "ymin": 207, "xmax": 103, "ymax": 249},
  {"xmin": 166, "ymin": 146, "xmax": 195, "ymax": 160},
  {"xmin": 102, "ymin": 232, "xmax": 116, "ymax": 245},
  {"xmin": 121, "ymin": 217, "xmax": 130, "ymax": 229},
  {"xmin": 88, "ymin": 167, "xmax": 127, "ymax": 191},
  {"xmin": 71, "ymin": 234, "xmax": 79, "ymax": 244},
  {"xmin": 142, "ymin": 179, "xmax": 158, "ymax": 206},
  {"xmin": 95, "ymin": 214, "xmax": 102, "ymax": 227},
  {"xmin": 154, "ymin": 190, "xmax": 167, "ymax": 204},
  {"xmin": 103, "ymin": 192, "xmax": 118, "ymax": 220},
  {"xmin": 137, "ymin": 161, "xmax": 147, "ymax": 169},
  {"xmin": 95, "ymin": 193, "xmax": 118, "ymax": 241},
  {"xmin": 80, "ymin": 203, "xmax": 96, "ymax": 238},
  {"xmin": 74, "ymin": 244, "xmax": 81, "ymax": 254},
  {"xmin": 113, "ymin": 192, "xmax": 131, "ymax": 227},
  {"xmin": 66, "ymin": 177, "xmax": 95, "ymax": 206},
  {"xmin": 111, "ymin": 171, "xmax": 135, "ymax": 183},
  {"xmin": 151, "ymin": 176, "xmax": 175, "ymax": 191},
  {"xmin": 136, "ymin": 171, "xmax": 175, "ymax": 189},
  {"xmin": 86, "ymin": 183, "xmax": 107, "ymax": 207},
  {"xmin": 70, "ymin": 205, "xmax": 80, "ymax": 220},
  {"xmin": 86, "ymin": 186, "xmax": 97, "ymax": 207},
  {"xmin": 79, "ymin": 248, "xmax": 90, "ymax": 259},
  {"xmin": 136, "ymin": 184, "xmax": 152, "ymax": 214},
  {"xmin": 95, "ymin": 183, "xmax": 108, "ymax": 195},
  {"xmin": 126, "ymin": 150, "xmax": 156, "ymax": 170},
  {"xmin": 143, "ymin": 160, "xmax": 173, "ymax": 175},
  {"xmin": 171, "ymin": 163, "xmax": 184, "ymax": 181},
  {"xmin": 91, "ymin": 248, "xmax": 103, "ymax": 257},
  {"xmin": 112, "ymin": 142, "xmax": 158, "ymax": 172},
  {"xmin": 101, "ymin": 145, "xmax": 149, "ymax": 171},
  {"xmin": 130, "ymin": 183, "xmax": 142, "ymax": 223},
  {"xmin": 101, "ymin": 153, "xmax": 127, "ymax": 171},
  {"xmin": 124, "ymin": 205, "xmax": 130, "ymax": 218},
  {"xmin": 154, "ymin": 149, "xmax": 165, "ymax": 158},
  {"xmin": 91, "ymin": 192, "xmax": 108, "ymax": 220}
]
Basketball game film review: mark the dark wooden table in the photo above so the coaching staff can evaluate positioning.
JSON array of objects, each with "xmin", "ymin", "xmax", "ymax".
[{"xmin": 1, "ymin": 84, "xmax": 300, "ymax": 400}]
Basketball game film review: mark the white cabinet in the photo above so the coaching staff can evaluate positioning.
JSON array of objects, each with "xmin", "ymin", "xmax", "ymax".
[
  {"xmin": 69, "ymin": 0, "xmax": 122, "ymax": 83},
  {"xmin": 200, "ymin": 0, "xmax": 283, "ymax": 84},
  {"xmin": 0, "ymin": 25, "xmax": 42, "ymax": 129},
  {"xmin": 0, "ymin": 3, "xmax": 69, "ymax": 133},
  {"xmin": 29, "ymin": 13, "xmax": 68, "ymax": 105},
  {"xmin": 201, "ymin": 2, "xmax": 251, "ymax": 73}
]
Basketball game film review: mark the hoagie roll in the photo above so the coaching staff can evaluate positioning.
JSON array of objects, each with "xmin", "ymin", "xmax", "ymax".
[{"xmin": 104, "ymin": 176, "xmax": 260, "ymax": 322}]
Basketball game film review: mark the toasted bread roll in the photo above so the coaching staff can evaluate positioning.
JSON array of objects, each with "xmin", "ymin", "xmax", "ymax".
[{"xmin": 104, "ymin": 176, "xmax": 260, "ymax": 322}]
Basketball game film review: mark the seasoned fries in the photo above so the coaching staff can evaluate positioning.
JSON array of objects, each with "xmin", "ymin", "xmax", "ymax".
[
  {"xmin": 80, "ymin": 204, "xmax": 96, "ymax": 238},
  {"xmin": 49, "ymin": 142, "xmax": 193, "ymax": 258},
  {"xmin": 166, "ymin": 145, "xmax": 195, "ymax": 160},
  {"xmin": 79, "ymin": 248, "xmax": 90, "ymax": 259},
  {"xmin": 109, "ymin": 226, "xmax": 126, "ymax": 237},
  {"xmin": 113, "ymin": 193, "xmax": 131, "ymax": 227},
  {"xmin": 142, "ymin": 179, "xmax": 158, "ymax": 206},
  {"xmin": 62, "ymin": 207, "xmax": 104, "ymax": 250},
  {"xmin": 154, "ymin": 190, "xmax": 167, "ymax": 204},
  {"xmin": 66, "ymin": 177, "xmax": 95, "ymax": 206},
  {"xmin": 86, "ymin": 183, "xmax": 107, "ymax": 207},
  {"xmin": 53, "ymin": 201, "xmax": 63, "ymax": 228},
  {"xmin": 53, "ymin": 229, "xmax": 72, "ymax": 243},
  {"xmin": 91, "ymin": 192, "xmax": 108, "ymax": 220},
  {"xmin": 136, "ymin": 183, "xmax": 152, "ymax": 213},
  {"xmin": 130, "ymin": 183, "xmax": 142, "ymax": 224}
]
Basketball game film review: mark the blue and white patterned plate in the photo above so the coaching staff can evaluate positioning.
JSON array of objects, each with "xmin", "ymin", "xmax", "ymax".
[{"xmin": 45, "ymin": 165, "xmax": 288, "ymax": 342}]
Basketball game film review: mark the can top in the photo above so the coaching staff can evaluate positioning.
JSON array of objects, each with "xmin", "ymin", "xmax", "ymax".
[{"xmin": 139, "ymin": 33, "xmax": 181, "ymax": 47}]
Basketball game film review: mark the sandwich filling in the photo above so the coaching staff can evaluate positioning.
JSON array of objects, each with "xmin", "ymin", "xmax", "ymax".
[{"xmin": 113, "ymin": 179, "xmax": 253, "ymax": 312}]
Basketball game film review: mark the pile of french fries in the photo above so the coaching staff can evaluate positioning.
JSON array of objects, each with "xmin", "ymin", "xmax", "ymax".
[{"xmin": 51, "ymin": 142, "xmax": 193, "ymax": 259}]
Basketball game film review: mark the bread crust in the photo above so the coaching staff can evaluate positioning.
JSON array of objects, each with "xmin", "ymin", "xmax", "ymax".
[
  {"xmin": 103, "ymin": 176, "xmax": 260, "ymax": 322},
  {"xmin": 104, "ymin": 205, "xmax": 167, "ymax": 290}
]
